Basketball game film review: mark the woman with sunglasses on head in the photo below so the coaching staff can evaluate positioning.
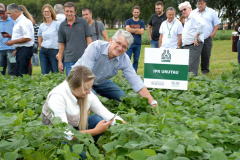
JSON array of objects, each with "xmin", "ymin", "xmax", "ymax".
[
  {"xmin": 41, "ymin": 65, "xmax": 125, "ymax": 143},
  {"xmin": 38, "ymin": 4, "xmax": 60, "ymax": 74}
]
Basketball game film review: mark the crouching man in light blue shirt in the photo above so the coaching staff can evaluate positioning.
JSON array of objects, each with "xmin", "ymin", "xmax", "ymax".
[{"xmin": 73, "ymin": 29, "xmax": 157, "ymax": 107}]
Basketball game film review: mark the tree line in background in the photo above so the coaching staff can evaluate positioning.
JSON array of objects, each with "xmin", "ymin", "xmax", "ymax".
[{"xmin": 3, "ymin": 0, "xmax": 240, "ymax": 28}]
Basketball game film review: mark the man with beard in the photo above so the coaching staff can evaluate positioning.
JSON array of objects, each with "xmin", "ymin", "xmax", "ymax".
[
  {"xmin": 194, "ymin": 0, "xmax": 220, "ymax": 74},
  {"xmin": 125, "ymin": 5, "xmax": 145, "ymax": 73},
  {"xmin": 179, "ymin": 1, "xmax": 204, "ymax": 76},
  {"xmin": 147, "ymin": 1, "xmax": 167, "ymax": 48},
  {"xmin": 73, "ymin": 29, "xmax": 158, "ymax": 107}
]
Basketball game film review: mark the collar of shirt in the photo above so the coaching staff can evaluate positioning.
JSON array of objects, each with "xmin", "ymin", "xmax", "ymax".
[
  {"xmin": 167, "ymin": 18, "xmax": 176, "ymax": 24},
  {"xmin": 185, "ymin": 12, "xmax": 193, "ymax": 22},
  {"xmin": 196, "ymin": 6, "xmax": 209, "ymax": 14},
  {"xmin": 64, "ymin": 15, "xmax": 81, "ymax": 26},
  {"xmin": 14, "ymin": 14, "xmax": 24, "ymax": 24},
  {"xmin": 102, "ymin": 43, "xmax": 120, "ymax": 62}
]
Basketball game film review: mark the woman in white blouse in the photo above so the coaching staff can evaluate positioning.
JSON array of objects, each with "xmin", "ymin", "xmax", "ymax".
[
  {"xmin": 41, "ymin": 65, "xmax": 125, "ymax": 141},
  {"xmin": 38, "ymin": 4, "xmax": 60, "ymax": 74}
]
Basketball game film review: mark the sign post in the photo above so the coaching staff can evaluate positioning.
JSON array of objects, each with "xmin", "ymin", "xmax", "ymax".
[{"xmin": 144, "ymin": 48, "xmax": 189, "ymax": 90}]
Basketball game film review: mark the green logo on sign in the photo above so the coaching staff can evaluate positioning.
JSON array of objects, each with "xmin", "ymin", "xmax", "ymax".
[{"xmin": 161, "ymin": 50, "xmax": 171, "ymax": 62}]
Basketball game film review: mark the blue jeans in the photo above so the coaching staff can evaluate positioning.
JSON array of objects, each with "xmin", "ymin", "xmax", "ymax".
[
  {"xmin": 63, "ymin": 114, "xmax": 103, "ymax": 159},
  {"xmin": 65, "ymin": 61, "xmax": 76, "ymax": 76},
  {"xmin": 16, "ymin": 46, "xmax": 33, "ymax": 77},
  {"xmin": 237, "ymin": 39, "xmax": 240, "ymax": 63},
  {"xmin": 126, "ymin": 44, "xmax": 141, "ymax": 72},
  {"xmin": 91, "ymin": 79, "xmax": 126, "ymax": 101},
  {"xmin": 0, "ymin": 49, "xmax": 16, "ymax": 76},
  {"xmin": 39, "ymin": 47, "xmax": 58, "ymax": 74},
  {"xmin": 150, "ymin": 40, "xmax": 159, "ymax": 48}
]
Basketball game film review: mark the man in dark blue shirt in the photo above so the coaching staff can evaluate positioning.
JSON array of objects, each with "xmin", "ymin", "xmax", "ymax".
[{"xmin": 125, "ymin": 5, "xmax": 145, "ymax": 73}]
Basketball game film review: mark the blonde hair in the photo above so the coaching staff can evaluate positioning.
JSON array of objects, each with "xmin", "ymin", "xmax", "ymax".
[
  {"xmin": 67, "ymin": 66, "xmax": 95, "ymax": 130},
  {"xmin": 19, "ymin": 5, "xmax": 34, "ymax": 24},
  {"xmin": 41, "ymin": 4, "xmax": 57, "ymax": 22}
]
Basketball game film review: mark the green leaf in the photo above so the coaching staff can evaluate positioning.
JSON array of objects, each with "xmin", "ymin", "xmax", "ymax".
[
  {"xmin": 161, "ymin": 140, "xmax": 178, "ymax": 150},
  {"xmin": 103, "ymin": 141, "xmax": 115, "ymax": 153},
  {"xmin": 127, "ymin": 150, "xmax": 146, "ymax": 160},
  {"xmin": 174, "ymin": 144, "xmax": 185, "ymax": 155},
  {"xmin": 27, "ymin": 109, "xmax": 34, "ymax": 116},
  {"xmin": 89, "ymin": 143, "xmax": 99, "ymax": 157},
  {"xmin": 4, "ymin": 152, "xmax": 18, "ymax": 160},
  {"xmin": 72, "ymin": 144, "xmax": 84, "ymax": 154},
  {"xmin": 184, "ymin": 137, "xmax": 197, "ymax": 145},
  {"xmin": 210, "ymin": 150, "xmax": 227, "ymax": 160},
  {"xmin": 142, "ymin": 149, "xmax": 157, "ymax": 156},
  {"xmin": 63, "ymin": 145, "xmax": 72, "ymax": 160}
]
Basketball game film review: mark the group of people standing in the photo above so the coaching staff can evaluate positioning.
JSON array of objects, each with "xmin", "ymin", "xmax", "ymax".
[{"xmin": 145, "ymin": 0, "xmax": 220, "ymax": 76}]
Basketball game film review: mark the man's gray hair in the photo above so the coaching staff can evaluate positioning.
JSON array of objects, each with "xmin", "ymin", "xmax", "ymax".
[
  {"xmin": 178, "ymin": 1, "xmax": 192, "ymax": 10},
  {"xmin": 166, "ymin": 7, "xmax": 176, "ymax": 14},
  {"xmin": 54, "ymin": 4, "xmax": 64, "ymax": 14},
  {"xmin": 112, "ymin": 29, "xmax": 134, "ymax": 47},
  {"xmin": 7, "ymin": 3, "xmax": 21, "ymax": 12}
]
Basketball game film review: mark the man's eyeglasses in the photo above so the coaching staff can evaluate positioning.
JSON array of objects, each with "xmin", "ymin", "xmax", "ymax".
[
  {"xmin": 180, "ymin": 8, "xmax": 187, "ymax": 12},
  {"xmin": 113, "ymin": 39, "xmax": 129, "ymax": 51}
]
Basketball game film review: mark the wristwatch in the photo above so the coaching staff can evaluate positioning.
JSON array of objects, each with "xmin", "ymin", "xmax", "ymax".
[{"xmin": 150, "ymin": 100, "xmax": 158, "ymax": 106}]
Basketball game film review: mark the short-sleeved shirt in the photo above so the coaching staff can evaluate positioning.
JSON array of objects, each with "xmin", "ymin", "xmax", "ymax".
[
  {"xmin": 12, "ymin": 14, "xmax": 34, "ymax": 48},
  {"xmin": 148, "ymin": 12, "xmax": 167, "ymax": 41},
  {"xmin": 73, "ymin": 40, "xmax": 145, "ymax": 93},
  {"xmin": 58, "ymin": 16, "xmax": 92, "ymax": 63},
  {"xmin": 125, "ymin": 18, "xmax": 145, "ymax": 45},
  {"xmin": 159, "ymin": 18, "xmax": 183, "ymax": 49},
  {"xmin": 38, "ymin": 20, "xmax": 60, "ymax": 49},
  {"xmin": 90, "ymin": 21, "xmax": 105, "ymax": 42},
  {"xmin": 194, "ymin": 7, "xmax": 220, "ymax": 39},
  {"xmin": 182, "ymin": 12, "xmax": 205, "ymax": 46},
  {"xmin": 0, "ymin": 16, "xmax": 14, "ymax": 50}
]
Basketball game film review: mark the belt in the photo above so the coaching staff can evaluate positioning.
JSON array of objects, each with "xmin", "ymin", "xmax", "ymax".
[
  {"xmin": 15, "ymin": 46, "xmax": 32, "ymax": 50},
  {"xmin": 183, "ymin": 43, "xmax": 194, "ymax": 47},
  {"xmin": 183, "ymin": 41, "xmax": 203, "ymax": 48}
]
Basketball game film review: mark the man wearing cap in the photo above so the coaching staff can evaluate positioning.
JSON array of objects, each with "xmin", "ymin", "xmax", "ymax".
[
  {"xmin": 0, "ymin": 3, "xmax": 16, "ymax": 76},
  {"xmin": 5, "ymin": 3, "xmax": 34, "ymax": 77}
]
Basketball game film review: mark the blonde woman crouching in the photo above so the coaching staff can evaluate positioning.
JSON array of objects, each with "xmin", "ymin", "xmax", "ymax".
[{"xmin": 41, "ymin": 65, "xmax": 125, "ymax": 142}]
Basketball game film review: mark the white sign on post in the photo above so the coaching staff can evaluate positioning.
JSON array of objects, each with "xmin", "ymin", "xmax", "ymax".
[{"xmin": 144, "ymin": 48, "xmax": 189, "ymax": 90}]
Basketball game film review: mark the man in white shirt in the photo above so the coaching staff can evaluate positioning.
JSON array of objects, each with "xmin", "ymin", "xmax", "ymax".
[
  {"xmin": 54, "ymin": 4, "xmax": 66, "ymax": 22},
  {"xmin": 5, "ymin": 3, "xmax": 34, "ymax": 77},
  {"xmin": 194, "ymin": 0, "xmax": 220, "ymax": 74},
  {"xmin": 159, "ymin": 7, "xmax": 183, "ymax": 49},
  {"xmin": 179, "ymin": 1, "xmax": 204, "ymax": 76}
]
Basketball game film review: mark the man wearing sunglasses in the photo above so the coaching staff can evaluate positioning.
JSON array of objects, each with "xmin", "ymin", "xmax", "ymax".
[
  {"xmin": 73, "ymin": 29, "xmax": 157, "ymax": 107},
  {"xmin": 194, "ymin": 0, "xmax": 220, "ymax": 75},
  {"xmin": 178, "ymin": 1, "xmax": 205, "ymax": 76}
]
